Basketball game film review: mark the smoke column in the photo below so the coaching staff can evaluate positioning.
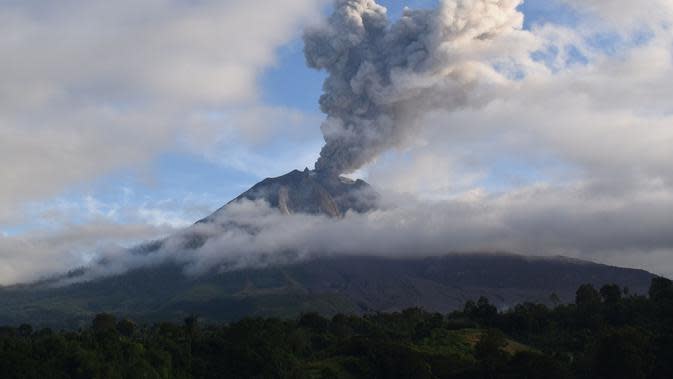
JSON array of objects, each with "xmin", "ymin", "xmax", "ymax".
[{"xmin": 304, "ymin": 0, "xmax": 524, "ymax": 175}]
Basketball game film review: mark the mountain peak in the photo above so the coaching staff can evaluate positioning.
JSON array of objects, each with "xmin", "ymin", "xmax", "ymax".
[{"xmin": 200, "ymin": 169, "xmax": 378, "ymax": 222}]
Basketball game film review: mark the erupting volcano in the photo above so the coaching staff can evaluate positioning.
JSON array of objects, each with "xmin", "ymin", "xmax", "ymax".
[{"xmin": 200, "ymin": 169, "xmax": 379, "ymax": 220}]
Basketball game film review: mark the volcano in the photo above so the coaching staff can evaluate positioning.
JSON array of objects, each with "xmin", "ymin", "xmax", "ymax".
[
  {"xmin": 200, "ymin": 169, "xmax": 379, "ymax": 221},
  {"xmin": 0, "ymin": 170, "xmax": 660, "ymax": 328}
]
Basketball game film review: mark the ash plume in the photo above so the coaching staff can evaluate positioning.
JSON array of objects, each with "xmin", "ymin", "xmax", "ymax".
[{"xmin": 305, "ymin": 0, "xmax": 524, "ymax": 175}]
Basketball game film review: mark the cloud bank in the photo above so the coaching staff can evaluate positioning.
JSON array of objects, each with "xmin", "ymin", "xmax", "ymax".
[
  {"xmin": 70, "ymin": 188, "xmax": 673, "ymax": 285},
  {"xmin": 0, "ymin": 0, "xmax": 324, "ymax": 225},
  {"xmin": 0, "ymin": 221, "xmax": 174, "ymax": 285}
]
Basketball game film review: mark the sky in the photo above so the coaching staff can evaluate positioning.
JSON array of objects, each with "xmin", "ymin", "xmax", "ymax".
[{"xmin": 1, "ymin": 0, "xmax": 673, "ymax": 284}]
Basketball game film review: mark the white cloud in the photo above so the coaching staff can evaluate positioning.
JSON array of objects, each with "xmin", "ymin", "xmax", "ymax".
[
  {"xmin": 0, "ymin": 189, "xmax": 226, "ymax": 284},
  {"xmin": 0, "ymin": 0, "xmax": 324, "ymax": 224},
  {"xmin": 64, "ymin": 192, "xmax": 673, "ymax": 285},
  {"xmin": 359, "ymin": 0, "xmax": 673, "ymax": 196},
  {"xmin": 0, "ymin": 221, "xmax": 174, "ymax": 285},
  {"xmin": 561, "ymin": 0, "xmax": 673, "ymax": 26},
  {"xmin": 349, "ymin": 0, "xmax": 673, "ymax": 277}
]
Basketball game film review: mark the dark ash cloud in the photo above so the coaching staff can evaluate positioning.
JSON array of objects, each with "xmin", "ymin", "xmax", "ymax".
[{"xmin": 304, "ymin": 0, "xmax": 524, "ymax": 174}]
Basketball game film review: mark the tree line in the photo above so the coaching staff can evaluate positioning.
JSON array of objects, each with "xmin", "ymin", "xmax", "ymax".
[{"xmin": 1, "ymin": 277, "xmax": 672, "ymax": 378}]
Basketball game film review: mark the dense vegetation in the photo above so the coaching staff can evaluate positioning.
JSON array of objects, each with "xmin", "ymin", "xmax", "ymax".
[{"xmin": 1, "ymin": 277, "xmax": 672, "ymax": 379}]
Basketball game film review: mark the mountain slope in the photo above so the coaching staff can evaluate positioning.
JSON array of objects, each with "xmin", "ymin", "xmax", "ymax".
[
  {"xmin": 0, "ymin": 170, "xmax": 659, "ymax": 328},
  {"xmin": 200, "ymin": 169, "xmax": 378, "ymax": 220},
  {"xmin": 0, "ymin": 253, "xmax": 655, "ymax": 328}
]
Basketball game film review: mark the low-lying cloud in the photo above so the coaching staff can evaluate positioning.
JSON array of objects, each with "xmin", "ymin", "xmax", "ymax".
[
  {"xmin": 67, "ymin": 183, "xmax": 673, "ymax": 285},
  {"xmin": 0, "ymin": 221, "xmax": 175, "ymax": 285}
]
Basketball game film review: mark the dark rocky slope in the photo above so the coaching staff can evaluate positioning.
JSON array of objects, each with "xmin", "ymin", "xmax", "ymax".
[{"xmin": 200, "ymin": 169, "xmax": 378, "ymax": 220}]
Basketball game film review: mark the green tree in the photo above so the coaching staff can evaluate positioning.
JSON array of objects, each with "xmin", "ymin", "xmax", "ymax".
[
  {"xmin": 17, "ymin": 324, "xmax": 33, "ymax": 337},
  {"xmin": 591, "ymin": 327, "xmax": 654, "ymax": 379},
  {"xmin": 465, "ymin": 297, "xmax": 498, "ymax": 326},
  {"xmin": 575, "ymin": 284, "xmax": 601, "ymax": 306},
  {"xmin": 649, "ymin": 277, "xmax": 673, "ymax": 301},
  {"xmin": 549, "ymin": 293, "xmax": 561, "ymax": 307},
  {"xmin": 116, "ymin": 319, "xmax": 136, "ymax": 337},
  {"xmin": 476, "ymin": 328, "xmax": 509, "ymax": 377},
  {"xmin": 600, "ymin": 284, "xmax": 622, "ymax": 304},
  {"xmin": 92, "ymin": 313, "xmax": 117, "ymax": 334},
  {"xmin": 506, "ymin": 351, "xmax": 571, "ymax": 379},
  {"xmin": 184, "ymin": 315, "xmax": 199, "ymax": 338}
]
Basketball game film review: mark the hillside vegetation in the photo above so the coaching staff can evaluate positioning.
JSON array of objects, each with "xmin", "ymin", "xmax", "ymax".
[
  {"xmin": 1, "ymin": 278, "xmax": 672, "ymax": 378},
  {"xmin": 0, "ymin": 254, "xmax": 655, "ymax": 328}
]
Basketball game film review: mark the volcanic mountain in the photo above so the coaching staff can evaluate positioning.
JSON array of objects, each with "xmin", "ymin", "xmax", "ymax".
[
  {"xmin": 200, "ymin": 168, "xmax": 379, "ymax": 220},
  {"xmin": 0, "ymin": 170, "xmax": 659, "ymax": 328}
]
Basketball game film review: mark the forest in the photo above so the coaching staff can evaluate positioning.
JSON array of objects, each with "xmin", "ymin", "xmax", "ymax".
[{"xmin": 0, "ymin": 277, "xmax": 672, "ymax": 379}]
